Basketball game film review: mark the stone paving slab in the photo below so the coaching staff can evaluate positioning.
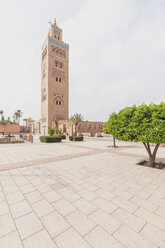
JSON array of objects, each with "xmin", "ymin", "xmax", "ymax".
[
  {"xmin": 0, "ymin": 138, "xmax": 165, "ymax": 247},
  {"xmin": 0, "ymin": 149, "xmax": 109, "ymax": 171},
  {"xmin": 0, "ymin": 137, "xmax": 164, "ymax": 171}
]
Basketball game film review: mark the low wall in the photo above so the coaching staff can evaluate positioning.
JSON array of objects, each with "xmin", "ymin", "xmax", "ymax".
[{"xmin": 0, "ymin": 124, "xmax": 20, "ymax": 134}]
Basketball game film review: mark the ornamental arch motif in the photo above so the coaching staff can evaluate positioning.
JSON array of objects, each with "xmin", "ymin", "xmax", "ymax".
[{"xmin": 53, "ymin": 96, "xmax": 64, "ymax": 106}]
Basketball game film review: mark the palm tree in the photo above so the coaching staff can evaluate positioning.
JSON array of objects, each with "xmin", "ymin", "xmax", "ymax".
[
  {"xmin": 17, "ymin": 110, "xmax": 23, "ymax": 124},
  {"xmin": 13, "ymin": 110, "xmax": 23, "ymax": 124},
  {"xmin": 70, "ymin": 113, "xmax": 84, "ymax": 122},
  {"xmin": 12, "ymin": 114, "xmax": 16, "ymax": 122},
  {"xmin": 13, "ymin": 112, "xmax": 18, "ymax": 123},
  {"xmin": 23, "ymin": 118, "xmax": 28, "ymax": 126},
  {"xmin": 0, "ymin": 110, "xmax": 4, "ymax": 120}
]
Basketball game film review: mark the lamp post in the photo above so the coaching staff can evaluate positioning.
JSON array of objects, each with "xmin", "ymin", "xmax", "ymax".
[
  {"xmin": 73, "ymin": 122, "xmax": 78, "ymax": 136},
  {"xmin": 43, "ymin": 126, "xmax": 47, "ymax": 136}
]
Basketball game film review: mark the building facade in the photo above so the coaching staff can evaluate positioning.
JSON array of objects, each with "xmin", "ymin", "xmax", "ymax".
[
  {"xmin": 57, "ymin": 120, "xmax": 104, "ymax": 137},
  {"xmin": 26, "ymin": 118, "xmax": 41, "ymax": 134},
  {"xmin": 41, "ymin": 19, "xmax": 69, "ymax": 134}
]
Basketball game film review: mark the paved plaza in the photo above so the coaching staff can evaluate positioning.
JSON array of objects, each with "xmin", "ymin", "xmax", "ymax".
[{"xmin": 0, "ymin": 137, "xmax": 165, "ymax": 247}]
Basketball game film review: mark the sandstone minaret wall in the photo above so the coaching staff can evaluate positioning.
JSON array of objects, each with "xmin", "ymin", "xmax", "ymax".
[{"xmin": 41, "ymin": 19, "xmax": 69, "ymax": 134}]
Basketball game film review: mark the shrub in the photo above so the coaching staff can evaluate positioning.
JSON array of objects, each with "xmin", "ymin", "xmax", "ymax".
[
  {"xmin": 73, "ymin": 136, "xmax": 83, "ymax": 141},
  {"xmin": 40, "ymin": 135, "xmax": 61, "ymax": 143},
  {"xmin": 60, "ymin": 135, "xmax": 66, "ymax": 140},
  {"xmin": 69, "ymin": 136, "xmax": 83, "ymax": 141},
  {"xmin": 45, "ymin": 136, "xmax": 61, "ymax": 143},
  {"xmin": 58, "ymin": 129, "xmax": 62, "ymax": 135},
  {"xmin": 40, "ymin": 136, "xmax": 46, "ymax": 142},
  {"xmin": 48, "ymin": 128, "xmax": 55, "ymax": 136}
]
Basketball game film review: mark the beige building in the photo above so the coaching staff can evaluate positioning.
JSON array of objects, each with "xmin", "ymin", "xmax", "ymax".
[
  {"xmin": 26, "ymin": 118, "xmax": 41, "ymax": 134},
  {"xmin": 56, "ymin": 120, "xmax": 104, "ymax": 137},
  {"xmin": 41, "ymin": 19, "xmax": 69, "ymax": 134},
  {"xmin": 41, "ymin": 19, "xmax": 104, "ymax": 136}
]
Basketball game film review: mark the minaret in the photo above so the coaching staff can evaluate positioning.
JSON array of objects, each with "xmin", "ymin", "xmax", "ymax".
[{"xmin": 41, "ymin": 19, "xmax": 69, "ymax": 134}]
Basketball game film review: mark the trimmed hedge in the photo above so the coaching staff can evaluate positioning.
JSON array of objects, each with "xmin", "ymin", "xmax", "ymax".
[
  {"xmin": 69, "ymin": 136, "xmax": 83, "ymax": 141},
  {"xmin": 40, "ymin": 135, "xmax": 61, "ymax": 143},
  {"xmin": 40, "ymin": 136, "xmax": 46, "ymax": 142},
  {"xmin": 73, "ymin": 136, "xmax": 83, "ymax": 141},
  {"xmin": 60, "ymin": 135, "xmax": 66, "ymax": 140}
]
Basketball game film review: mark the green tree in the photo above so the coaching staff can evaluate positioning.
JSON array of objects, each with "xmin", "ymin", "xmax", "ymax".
[
  {"xmin": 103, "ymin": 123, "xmax": 116, "ymax": 147},
  {"xmin": 105, "ymin": 103, "xmax": 165, "ymax": 167},
  {"xmin": 70, "ymin": 113, "xmax": 84, "ymax": 122}
]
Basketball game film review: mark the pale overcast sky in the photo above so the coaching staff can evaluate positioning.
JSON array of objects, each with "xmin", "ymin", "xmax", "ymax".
[{"xmin": 0, "ymin": 0, "xmax": 165, "ymax": 122}]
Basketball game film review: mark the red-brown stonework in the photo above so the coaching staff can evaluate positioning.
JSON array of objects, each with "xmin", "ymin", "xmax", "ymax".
[
  {"xmin": 41, "ymin": 21, "xmax": 69, "ymax": 134},
  {"xmin": 0, "ymin": 124, "xmax": 20, "ymax": 134}
]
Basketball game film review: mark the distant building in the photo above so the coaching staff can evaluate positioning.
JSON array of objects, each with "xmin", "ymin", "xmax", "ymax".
[
  {"xmin": 20, "ymin": 126, "xmax": 31, "ymax": 133},
  {"xmin": 27, "ymin": 118, "xmax": 41, "ymax": 134},
  {"xmin": 55, "ymin": 120, "xmax": 104, "ymax": 137},
  {"xmin": 41, "ymin": 19, "xmax": 104, "ymax": 136}
]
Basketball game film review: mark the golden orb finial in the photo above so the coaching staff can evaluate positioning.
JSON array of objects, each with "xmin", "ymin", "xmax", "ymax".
[{"xmin": 54, "ymin": 18, "xmax": 56, "ymax": 25}]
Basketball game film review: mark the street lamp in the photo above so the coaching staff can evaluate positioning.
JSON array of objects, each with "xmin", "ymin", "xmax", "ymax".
[{"xmin": 43, "ymin": 126, "xmax": 47, "ymax": 136}]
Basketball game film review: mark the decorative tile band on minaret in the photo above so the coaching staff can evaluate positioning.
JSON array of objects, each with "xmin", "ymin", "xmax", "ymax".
[{"xmin": 48, "ymin": 37, "xmax": 69, "ymax": 51}]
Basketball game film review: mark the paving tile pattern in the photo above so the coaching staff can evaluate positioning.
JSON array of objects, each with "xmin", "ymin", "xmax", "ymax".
[{"xmin": 0, "ymin": 138, "xmax": 164, "ymax": 247}]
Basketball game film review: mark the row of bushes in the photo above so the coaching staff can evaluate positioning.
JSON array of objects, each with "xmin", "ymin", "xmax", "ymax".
[
  {"xmin": 40, "ymin": 135, "xmax": 61, "ymax": 143},
  {"xmin": 69, "ymin": 136, "xmax": 83, "ymax": 141},
  {"xmin": 61, "ymin": 135, "xmax": 66, "ymax": 140},
  {"xmin": 40, "ymin": 135, "xmax": 83, "ymax": 143}
]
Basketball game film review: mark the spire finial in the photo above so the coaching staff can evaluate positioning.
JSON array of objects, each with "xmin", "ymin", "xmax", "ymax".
[{"xmin": 54, "ymin": 18, "xmax": 56, "ymax": 26}]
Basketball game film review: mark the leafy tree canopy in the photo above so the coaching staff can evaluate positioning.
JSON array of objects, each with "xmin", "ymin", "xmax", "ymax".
[
  {"xmin": 105, "ymin": 103, "xmax": 165, "ymax": 167},
  {"xmin": 106, "ymin": 103, "xmax": 165, "ymax": 144}
]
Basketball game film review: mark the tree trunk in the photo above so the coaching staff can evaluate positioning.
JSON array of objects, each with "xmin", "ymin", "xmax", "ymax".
[
  {"xmin": 113, "ymin": 136, "xmax": 116, "ymax": 147},
  {"xmin": 148, "ymin": 154, "xmax": 156, "ymax": 167},
  {"xmin": 142, "ymin": 143, "xmax": 160, "ymax": 167}
]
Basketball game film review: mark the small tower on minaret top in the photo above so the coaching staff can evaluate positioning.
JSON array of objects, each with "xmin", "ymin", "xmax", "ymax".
[{"xmin": 41, "ymin": 19, "xmax": 69, "ymax": 134}]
